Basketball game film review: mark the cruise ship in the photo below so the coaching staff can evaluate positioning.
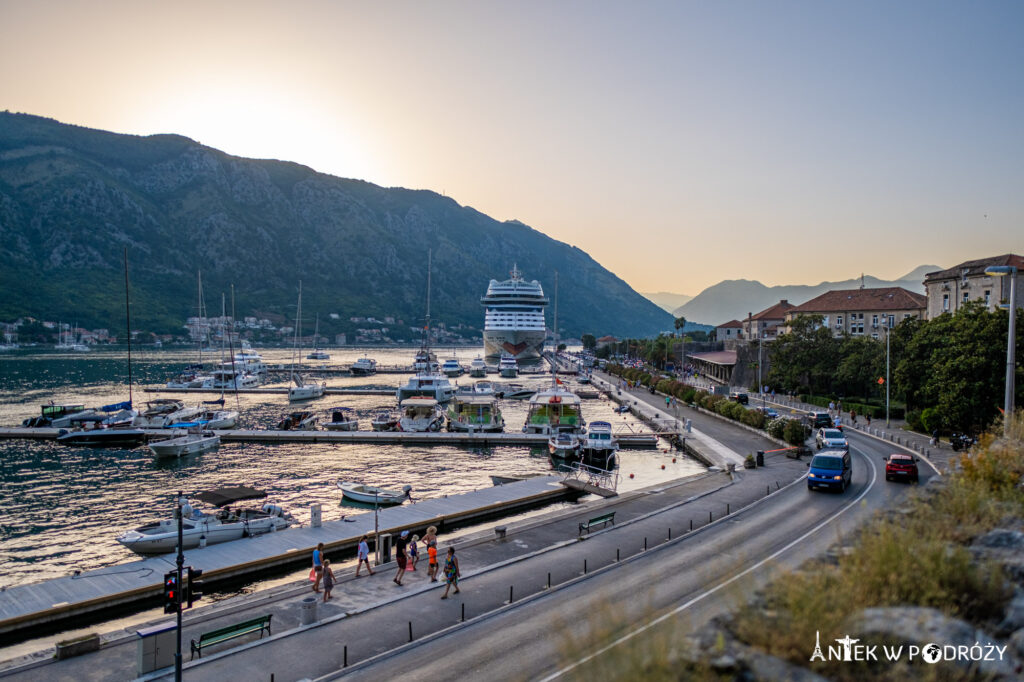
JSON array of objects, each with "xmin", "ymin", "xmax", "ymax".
[{"xmin": 481, "ymin": 265, "xmax": 548, "ymax": 360}]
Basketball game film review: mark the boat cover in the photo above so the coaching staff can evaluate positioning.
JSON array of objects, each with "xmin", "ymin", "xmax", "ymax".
[
  {"xmin": 193, "ymin": 486, "xmax": 267, "ymax": 507},
  {"xmin": 102, "ymin": 400, "xmax": 132, "ymax": 412}
]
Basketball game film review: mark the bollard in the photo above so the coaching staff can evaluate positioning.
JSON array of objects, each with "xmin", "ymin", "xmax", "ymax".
[
  {"xmin": 584, "ymin": 559, "xmax": 587, "ymax": 574},
  {"xmin": 690, "ymin": 519, "xmax": 693, "ymax": 531},
  {"xmin": 509, "ymin": 585, "xmax": 514, "ymax": 603},
  {"xmin": 709, "ymin": 511, "xmax": 713, "ymax": 523},
  {"xmin": 344, "ymin": 645, "xmax": 348, "ymax": 668},
  {"xmin": 644, "ymin": 537, "xmax": 647, "ymax": 551},
  {"xmin": 616, "ymin": 548, "xmax": 620, "ymax": 562},
  {"xmin": 767, "ymin": 485, "xmax": 770, "ymax": 496},
  {"xmin": 668, "ymin": 527, "xmax": 672, "ymax": 540},
  {"xmin": 727, "ymin": 503, "xmax": 730, "ymax": 515},
  {"xmin": 776, "ymin": 481, "xmax": 780, "ymax": 489},
  {"xmin": 409, "ymin": 621, "xmax": 413, "ymax": 642},
  {"xmin": 547, "ymin": 572, "xmax": 551, "ymax": 589},
  {"xmin": 462, "ymin": 603, "xmax": 465, "ymax": 622},
  {"xmin": 926, "ymin": 449, "xmax": 930, "ymax": 457}
]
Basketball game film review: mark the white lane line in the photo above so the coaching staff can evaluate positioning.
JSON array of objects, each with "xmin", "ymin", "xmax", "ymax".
[{"xmin": 540, "ymin": 448, "xmax": 878, "ymax": 682}]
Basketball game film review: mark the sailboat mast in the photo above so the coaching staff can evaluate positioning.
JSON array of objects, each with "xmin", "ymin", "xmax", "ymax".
[
  {"xmin": 123, "ymin": 247, "xmax": 133, "ymax": 406},
  {"xmin": 551, "ymin": 271, "xmax": 558, "ymax": 387},
  {"xmin": 426, "ymin": 249, "xmax": 432, "ymax": 344},
  {"xmin": 290, "ymin": 281, "xmax": 302, "ymax": 384}
]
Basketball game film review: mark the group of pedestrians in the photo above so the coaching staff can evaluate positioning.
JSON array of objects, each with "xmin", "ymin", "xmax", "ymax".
[{"xmin": 310, "ymin": 525, "xmax": 461, "ymax": 601}]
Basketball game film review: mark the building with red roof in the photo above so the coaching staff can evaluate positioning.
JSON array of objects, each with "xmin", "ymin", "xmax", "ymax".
[{"xmin": 784, "ymin": 287, "xmax": 926, "ymax": 338}]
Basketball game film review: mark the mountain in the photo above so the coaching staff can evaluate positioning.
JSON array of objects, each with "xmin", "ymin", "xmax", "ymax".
[
  {"xmin": 641, "ymin": 291, "xmax": 693, "ymax": 313},
  {"xmin": 0, "ymin": 113, "xmax": 672, "ymax": 339},
  {"xmin": 673, "ymin": 268, "xmax": 943, "ymax": 326}
]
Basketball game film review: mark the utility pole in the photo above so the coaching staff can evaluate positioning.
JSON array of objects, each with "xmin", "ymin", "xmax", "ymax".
[
  {"xmin": 174, "ymin": 492, "xmax": 184, "ymax": 682},
  {"xmin": 886, "ymin": 326, "xmax": 891, "ymax": 428}
]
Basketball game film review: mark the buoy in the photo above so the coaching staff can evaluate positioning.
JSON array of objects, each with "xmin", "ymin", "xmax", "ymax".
[
  {"xmin": 629, "ymin": 473, "xmax": 635, "ymax": 479},
  {"xmin": 672, "ymin": 457, "xmax": 677, "ymax": 463},
  {"xmin": 661, "ymin": 464, "xmax": 665, "ymax": 470}
]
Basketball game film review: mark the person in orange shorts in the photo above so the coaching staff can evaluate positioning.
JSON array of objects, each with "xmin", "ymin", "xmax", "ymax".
[{"xmin": 423, "ymin": 525, "xmax": 439, "ymax": 582}]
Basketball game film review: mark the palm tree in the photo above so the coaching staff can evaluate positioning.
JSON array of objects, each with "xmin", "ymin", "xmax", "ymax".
[{"xmin": 674, "ymin": 316, "xmax": 687, "ymax": 336}]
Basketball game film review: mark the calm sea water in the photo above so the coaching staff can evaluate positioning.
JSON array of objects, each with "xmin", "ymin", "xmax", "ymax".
[{"xmin": 0, "ymin": 346, "xmax": 702, "ymax": 589}]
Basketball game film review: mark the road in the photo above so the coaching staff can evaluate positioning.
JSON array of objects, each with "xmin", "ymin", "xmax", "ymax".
[{"xmin": 322, "ymin": 431, "xmax": 932, "ymax": 681}]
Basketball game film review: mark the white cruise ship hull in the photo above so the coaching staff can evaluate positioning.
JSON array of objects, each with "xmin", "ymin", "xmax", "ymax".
[{"xmin": 483, "ymin": 330, "xmax": 545, "ymax": 360}]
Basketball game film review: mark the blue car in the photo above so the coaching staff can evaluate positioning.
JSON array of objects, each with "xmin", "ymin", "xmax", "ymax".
[{"xmin": 807, "ymin": 450, "xmax": 852, "ymax": 492}]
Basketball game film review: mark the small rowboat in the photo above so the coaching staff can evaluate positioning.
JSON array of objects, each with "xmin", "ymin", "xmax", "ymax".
[{"xmin": 337, "ymin": 481, "xmax": 411, "ymax": 505}]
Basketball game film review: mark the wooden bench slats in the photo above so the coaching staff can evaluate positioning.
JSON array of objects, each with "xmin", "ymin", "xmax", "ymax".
[{"xmin": 578, "ymin": 511, "xmax": 615, "ymax": 535}]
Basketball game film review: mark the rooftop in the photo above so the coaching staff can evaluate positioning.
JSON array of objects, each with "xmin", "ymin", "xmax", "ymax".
[
  {"xmin": 689, "ymin": 350, "xmax": 737, "ymax": 366},
  {"xmin": 788, "ymin": 287, "xmax": 926, "ymax": 314},
  {"xmin": 923, "ymin": 254, "xmax": 1024, "ymax": 282},
  {"xmin": 716, "ymin": 320, "xmax": 743, "ymax": 329},
  {"xmin": 751, "ymin": 300, "xmax": 795, "ymax": 321}
]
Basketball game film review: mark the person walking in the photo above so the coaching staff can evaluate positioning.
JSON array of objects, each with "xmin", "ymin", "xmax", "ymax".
[
  {"xmin": 322, "ymin": 559, "xmax": 336, "ymax": 602},
  {"xmin": 850, "ymin": 409, "xmax": 857, "ymax": 425},
  {"xmin": 440, "ymin": 546, "xmax": 461, "ymax": 599},
  {"xmin": 355, "ymin": 535, "xmax": 374, "ymax": 577},
  {"xmin": 423, "ymin": 525, "xmax": 439, "ymax": 582},
  {"xmin": 409, "ymin": 534, "xmax": 420, "ymax": 571},
  {"xmin": 393, "ymin": 530, "xmax": 409, "ymax": 586},
  {"xmin": 311, "ymin": 542, "xmax": 324, "ymax": 593}
]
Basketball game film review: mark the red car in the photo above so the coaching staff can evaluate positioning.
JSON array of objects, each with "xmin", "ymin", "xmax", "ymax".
[{"xmin": 884, "ymin": 454, "xmax": 919, "ymax": 483}]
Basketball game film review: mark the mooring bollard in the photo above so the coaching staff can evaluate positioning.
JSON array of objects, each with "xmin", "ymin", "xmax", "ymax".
[
  {"xmin": 547, "ymin": 572, "xmax": 551, "ymax": 588},
  {"xmin": 668, "ymin": 527, "xmax": 672, "ymax": 540},
  {"xmin": 690, "ymin": 518, "xmax": 693, "ymax": 531},
  {"xmin": 344, "ymin": 645, "xmax": 348, "ymax": 667},
  {"xmin": 709, "ymin": 510, "xmax": 713, "ymax": 523},
  {"xmin": 644, "ymin": 537, "xmax": 647, "ymax": 551},
  {"xmin": 616, "ymin": 548, "xmax": 620, "ymax": 561},
  {"xmin": 509, "ymin": 585, "xmax": 514, "ymax": 603},
  {"xmin": 408, "ymin": 621, "xmax": 413, "ymax": 642},
  {"xmin": 584, "ymin": 559, "xmax": 587, "ymax": 574},
  {"xmin": 727, "ymin": 503, "xmax": 730, "ymax": 515}
]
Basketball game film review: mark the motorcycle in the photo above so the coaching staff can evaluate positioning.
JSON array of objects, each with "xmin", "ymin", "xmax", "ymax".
[{"xmin": 950, "ymin": 433, "xmax": 976, "ymax": 452}]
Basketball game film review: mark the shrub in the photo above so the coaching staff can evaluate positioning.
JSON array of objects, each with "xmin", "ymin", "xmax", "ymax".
[
  {"xmin": 680, "ymin": 387, "xmax": 696, "ymax": 403},
  {"xmin": 766, "ymin": 417, "xmax": 787, "ymax": 439},
  {"xmin": 921, "ymin": 407, "xmax": 942, "ymax": 434},
  {"xmin": 782, "ymin": 418, "xmax": 808, "ymax": 445},
  {"xmin": 742, "ymin": 409, "xmax": 766, "ymax": 429}
]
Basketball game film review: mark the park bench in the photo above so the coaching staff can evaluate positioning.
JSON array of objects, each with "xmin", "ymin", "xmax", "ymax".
[
  {"xmin": 190, "ymin": 614, "xmax": 272, "ymax": 659},
  {"xmin": 578, "ymin": 511, "xmax": 616, "ymax": 536}
]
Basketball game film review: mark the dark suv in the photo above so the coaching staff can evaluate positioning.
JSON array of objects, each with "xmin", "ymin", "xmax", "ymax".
[
  {"xmin": 730, "ymin": 392, "xmax": 749, "ymax": 405},
  {"xmin": 808, "ymin": 411, "xmax": 833, "ymax": 429}
]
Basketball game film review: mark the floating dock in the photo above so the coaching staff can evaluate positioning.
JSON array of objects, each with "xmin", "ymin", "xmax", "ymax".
[
  {"xmin": 143, "ymin": 387, "xmax": 396, "ymax": 396},
  {"xmin": 0, "ymin": 476, "xmax": 579, "ymax": 636}
]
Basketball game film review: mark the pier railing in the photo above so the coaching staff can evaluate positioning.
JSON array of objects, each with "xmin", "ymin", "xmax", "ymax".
[{"xmin": 561, "ymin": 461, "xmax": 620, "ymax": 493}]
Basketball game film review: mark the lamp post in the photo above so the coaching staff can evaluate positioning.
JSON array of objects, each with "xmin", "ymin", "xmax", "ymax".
[
  {"xmin": 885, "ymin": 324, "xmax": 891, "ymax": 428},
  {"xmin": 985, "ymin": 265, "xmax": 1018, "ymax": 437}
]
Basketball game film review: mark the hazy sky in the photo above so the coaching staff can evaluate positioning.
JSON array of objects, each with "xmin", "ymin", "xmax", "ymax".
[{"xmin": 2, "ymin": 1, "xmax": 1021, "ymax": 295}]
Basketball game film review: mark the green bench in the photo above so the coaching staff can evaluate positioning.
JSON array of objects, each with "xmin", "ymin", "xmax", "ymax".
[
  {"xmin": 190, "ymin": 614, "xmax": 272, "ymax": 659},
  {"xmin": 578, "ymin": 511, "xmax": 616, "ymax": 536}
]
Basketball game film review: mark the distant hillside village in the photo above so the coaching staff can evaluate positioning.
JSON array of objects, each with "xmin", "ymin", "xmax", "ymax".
[{"xmin": 0, "ymin": 312, "xmax": 483, "ymax": 348}]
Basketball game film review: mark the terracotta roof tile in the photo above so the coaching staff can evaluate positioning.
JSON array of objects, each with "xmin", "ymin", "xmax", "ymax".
[
  {"xmin": 716, "ymin": 320, "xmax": 743, "ymax": 328},
  {"xmin": 752, "ymin": 300, "xmax": 795, "ymax": 321},
  {"xmin": 788, "ymin": 287, "xmax": 926, "ymax": 314},
  {"xmin": 690, "ymin": 350, "xmax": 737, "ymax": 365}
]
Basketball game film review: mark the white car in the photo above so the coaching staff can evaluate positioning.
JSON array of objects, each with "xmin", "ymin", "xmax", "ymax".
[{"xmin": 816, "ymin": 427, "xmax": 849, "ymax": 451}]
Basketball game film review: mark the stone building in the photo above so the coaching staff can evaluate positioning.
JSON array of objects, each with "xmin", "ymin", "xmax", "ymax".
[
  {"xmin": 784, "ymin": 287, "xmax": 926, "ymax": 339},
  {"xmin": 923, "ymin": 254, "xmax": 1023, "ymax": 319},
  {"xmin": 715, "ymin": 320, "xmax": 743, "ymax": 341},
  {"xmin": 742, "ymin": 300, "xmax": 796, "ymax": 340}
]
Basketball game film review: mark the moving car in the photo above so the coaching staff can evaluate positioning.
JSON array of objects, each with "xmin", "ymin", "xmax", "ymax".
[
  {"xmin": 815, "ymin": 427, "xmax": 849, "ymax": 451},
  {"xmin": 807, "ymin": 450, "xmax": 852, "ymax": 492},
  {"xmin": 730, "ymin": 392, "xmax": 749, "ymax": 404},
  {"xmin": 884, "ymin": 453, "xmax": 919, "ymax": 483},
  {"xmin": 808, "ymin": 411, "xmax": 833, "ymax": 429}
]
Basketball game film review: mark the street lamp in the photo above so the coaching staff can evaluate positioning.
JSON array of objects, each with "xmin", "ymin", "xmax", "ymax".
[{"xmin": 985, "ymin": 265, "xmax": 1018, "ymax": 437}]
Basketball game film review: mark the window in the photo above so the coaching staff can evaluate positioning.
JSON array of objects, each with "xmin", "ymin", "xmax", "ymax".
[
  {"xmin": 837, "ymin": 315, "xmax": 844, "ymax": 326},
  {"xmin": 943, "ymin": 294, "xmax": 949, "ymax": 310},
  {"xmin": 963, "ymin": 292, "xmax": 970, "ymax": 304},
  {"xmin": 858, "ymin": 313, "xmax": 864, "ymax": 320},
  {"xmin": 872, "ymin": 333, "xmax": 879, "ymax": 340},
  {"xmin": 888, "ymin": 315, "xmax": 895, "ymax": 327},
  {"xmin": 872, "ymin": 314, "xmax": 878, "ymax": 326},
  {"xmin": 985, "ymin": 290, "xmax": 991, "ymax": 305}
]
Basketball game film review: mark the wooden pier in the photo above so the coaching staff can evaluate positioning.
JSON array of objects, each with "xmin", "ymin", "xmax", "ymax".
[
  {"xmin": 0, "ymin": 477, "xmax": 577, "ymax": 635},
  {"xmin": 142, "ymin": 386, "xmax": 396, "ymax": 396}
]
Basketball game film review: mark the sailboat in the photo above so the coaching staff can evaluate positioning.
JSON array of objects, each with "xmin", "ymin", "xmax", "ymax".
[
  {"xmin": 306, "ymin": 313, "xmax": 330, "ymax": 360},
  {"xmin": 288, "ymin": 281, "xmax": 325, "ymax": 402},
  {"xmin": 57, "ymin": 249, "xmax": 146, "ymax": 447},
  {"xmin": 396, "ymin": 250, "xmax": 454, "ymax": 403}
]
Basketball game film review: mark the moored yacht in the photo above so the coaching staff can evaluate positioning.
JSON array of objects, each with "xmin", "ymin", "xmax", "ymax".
[
  {"xmin": 116, "ymin": 489, "xmax": 295, "ymax": 555},
  {"xmin": 469, "ymin": 356, "xmax": 488, "ymax": 377},
  {"xmin": 350, "ymin": 357, "xmax": 378, "ymax": 376},
  {"xmin": 398, "ymin": 397, "xmax": 444, "ymax": 432},
  {"xmin": 370, "ymin": 410, "xmax": 399, "ymax": 432},
  {"xmin": 277, "ymin": 410, "xmax": 318, "ymax": 430},
  {"xmin": 581, "ymin": 420, "xmax": 619, "ymax": 469},
  {"xmin": 149, "ymin": 429, "xmax": 220, "ymax": 459},
  {"xmin": 441, "ymin": 357, "xmax": 464, "ymax": 377},
  {"xmin": 523, "ymin": 385, "xmax": 586, "ymax": 435},
  {"xmin": 288, "ymin": 375, "xmax": 325, "ymax": 402},
  {"xmin": 396, "ymin": 372, "xmax": 454, "ymax": 403},
  {"xmin": 548, "ymin": 430, "xmax": 582, "ymax": 461},
  {"xmin": 499, "ymin": 353, "xmax": 519, "ymax": 378},
  {"xmin": 323, "ymin": 406, "xmax": 359, "ymax": 431}
]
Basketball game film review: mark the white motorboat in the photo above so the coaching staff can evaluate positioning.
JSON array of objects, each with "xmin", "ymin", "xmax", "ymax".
[
  {"xmin": 306, "ymin": 315, "xmax": 330, "ymax": 360},
  {"xmin": 22, "ymin": 403, "xmax": 87, "ymax": 428},
  {"xmin": 135, "ymin": 400, "xmax": 204, "ymax": 428},
  {"xmin": 498, "ymin": 383, "xmax": 534, "ymax": 400},
  {"xmin": 469, "ymin": 356, "xmax": 488, "ymax": 378},
  {"xmin": 548, "ymin": 430, "xmax": 582, "ymax": 460},
  {"xmin": 441, "ymin": 357, "xmax": 464, "ymax": 377},
  {"xmin": 447, "ymin": 395, "xmax": 504, "ymax": 432},
  {"xmin": 277, "ymin": 410, "xmax": 318, "ymax": 430},
  {"xmin": 211, "ymin": 365, "xmax": 260, "ymax": 389},
  {"xmin": 57, "ymin": 424, "xmax": 148, "ymax": 447},
  {"xmin": 350, "ymin": 357, "xmax": 377, "ymax": 376},
  {"xmin": 337, "ymin": 481, "xmax": 411, "ymax": 506},
  {"xmin": 370, "ymin": 411, "xmax": 399, "ymax": 431},
  {"xmin": 396, "ymin": 372, "xmax": 454, "ymax": 403},
  {"xmin": 581, "ymin": 420, "xmax": 619, "ymax": 469},
  {"xmin": 398, "ymin": 397, "xmax": 444, "ymax": 432},
  {"xmin": 149, "ymin": 429, "xmax": 220, "ymax": 458},
  {"xmin": 116, "ymin": 488, "xmax": 295, "ymax": 555},
  {"xmin": 473, "ymin": 380, "xmax": 496, "ymax": 395},
  {"xmin": 195, "ymin": 406, "xmax": 238, "ymax": 429},
  {"xmin": 499, "ymin": 353, "xmax": 519, "ymax": 378},
  {"xmin": 578, "ymin": 371, "xmax": 592, "ymax": 385},
  {"xmin": 523, "ymin": 385, "xmax": 586, "ymax": 435},
  {"xmin": 323, "ymin": 406, "xmax": 358, "ymax": 431},
  {"xmin": 166, "ymin": 365, "xmax": 212, "ymax": 389}
]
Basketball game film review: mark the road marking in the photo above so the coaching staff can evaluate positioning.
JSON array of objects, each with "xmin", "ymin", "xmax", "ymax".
[{"xmin": 541, "ymin": 449, "xmax": 878, "ymax": 681}]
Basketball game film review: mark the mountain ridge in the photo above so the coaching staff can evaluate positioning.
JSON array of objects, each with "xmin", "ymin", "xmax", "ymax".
[
  {"xmin": 0, "ymin": 112, "xmax": 673, "ymax": 339},
  {"xmin": 673, "ymin": 268, "xmax": 943, "ymax": 325}
]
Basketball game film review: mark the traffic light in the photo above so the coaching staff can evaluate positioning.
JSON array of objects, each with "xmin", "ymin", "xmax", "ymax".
[
  {"xmin": 163, "ymin": 571, "xmax": 178, "ymax": 614},
  {"xmin": 186, "ymin": 566, "xmax": 204, "ymax": 609}
]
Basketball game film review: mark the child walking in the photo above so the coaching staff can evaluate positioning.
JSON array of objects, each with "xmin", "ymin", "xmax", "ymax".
[
  {"xmin": 322, "ymin": 559, "xmax": 336, "ymax": 602},
  {"xmin": 409, "ymin": 534, "xmax": 420, "ymax": 570}
]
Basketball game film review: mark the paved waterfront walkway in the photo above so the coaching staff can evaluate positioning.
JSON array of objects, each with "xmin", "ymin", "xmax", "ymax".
[{"xmin": 0, "ymin": 391, "xmax": 804, "ymax": 681}]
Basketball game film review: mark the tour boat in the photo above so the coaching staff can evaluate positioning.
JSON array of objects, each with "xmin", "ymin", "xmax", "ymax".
[
  {"xmin": 441, "ymin": 357, "xmax": 464, "ymax": 377},
  {"xmin": 523, "ymin": 386, "xmax": 586, "ymax": 435},
  {"xmin": 499, "ymin": 353, "xmax": 519, "ymax": 378},
  {"xmin": 447, "ymin": 394, "xmax": 504, "ymax": 432}
]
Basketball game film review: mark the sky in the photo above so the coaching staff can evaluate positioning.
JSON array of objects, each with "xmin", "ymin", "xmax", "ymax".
[{"xmin": 2, "ymin": 0, "xmax": 1021, "ymax": 295}]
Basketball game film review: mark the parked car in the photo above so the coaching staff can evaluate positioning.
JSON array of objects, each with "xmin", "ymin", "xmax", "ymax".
[
  {"xmin": 807, "ymin": 450, "xmax": 853, "ymax": 492},
  {"xmin": 730, "ymin": 392, "xmax": 749, "ymax": 405},
  {"xmin": 754, "ymin": 406, "xmax": 779, "ymax": 419},
  {"xmin": 884, "ymin": 453, "xmax": 919, "ymax": 483},
  {"xmin": 815, "ymin": 427, "xmax": 849, "ymax": 451}
]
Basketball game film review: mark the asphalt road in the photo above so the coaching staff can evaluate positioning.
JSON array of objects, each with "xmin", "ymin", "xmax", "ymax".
[{"xmin": 319, "ymin": 431, "xmax": 933, "ymax": 681}]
